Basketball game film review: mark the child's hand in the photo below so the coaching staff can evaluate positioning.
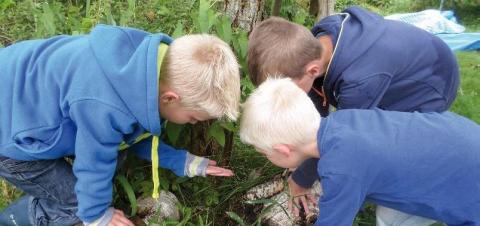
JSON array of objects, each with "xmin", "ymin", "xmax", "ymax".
[
  {"xmin": 205, "ymin": 160, "xmax": 234, "ymax": 177},
  {"xmin": 107, "ymin": 209, "xmax": 134, "ymax": 226},
  {"xmin": 287, "ymin": 176, "xmax": 317, "ymax": 216}
]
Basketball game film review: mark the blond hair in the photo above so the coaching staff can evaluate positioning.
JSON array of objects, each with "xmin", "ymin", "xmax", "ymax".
[
  {"xmin": 239, "ymin": 77, "xmax": 321, "ymax": 152},
  {"xmin": 161, "ymin": 34, "xmax": 241, "ymax": 121},
  {"xmin": 247, "ymin": 17, "xmax": 323, "ymax": 86}
]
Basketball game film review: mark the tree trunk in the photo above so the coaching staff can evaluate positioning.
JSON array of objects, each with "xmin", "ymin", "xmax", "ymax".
[
  {"xmin": 309, "ymin": 0, "xmax": 318, "ymax": 17},
  {"xmin": 272, "ymin": 0, "xmax": 282, "ymax": 16},
  {"xmin": 221, "ymin": 0, "xmax": 265, "ymax": 33},
  {"xmin": 316, "ymin": 0, "xmax": 335, "ymax": 21}
]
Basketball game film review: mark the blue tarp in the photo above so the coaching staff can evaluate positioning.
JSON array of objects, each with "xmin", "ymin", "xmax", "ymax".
[
  {"xmin": 386, "ymin": 10, "xmax": 480, "ymax": 51},
  {"xmin": 436, "ymin": 33, "xmax": 480, "ymax": 51}
]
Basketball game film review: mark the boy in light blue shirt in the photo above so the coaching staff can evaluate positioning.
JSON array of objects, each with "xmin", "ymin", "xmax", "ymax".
[{"xmin": 0, "ymin": 25, "xmax": 240, "ymax": 226}]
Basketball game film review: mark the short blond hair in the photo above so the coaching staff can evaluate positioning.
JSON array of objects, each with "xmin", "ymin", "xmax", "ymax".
[
  {"xmin": 247, "ymin": 17, "xmax": 323, "ymax": 86},
  {"xmin": 160, "ymin": 34, "xmax": 241, "ymax": 121},
  {"xmin": 239, "ymin": 77, "xmax": 321, "ymax": 152}
]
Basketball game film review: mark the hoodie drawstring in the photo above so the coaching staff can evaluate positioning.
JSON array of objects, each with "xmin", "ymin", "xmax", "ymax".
[{"xmin": 151, "ymin": 135, "xmax": 160, "ymax": 199}]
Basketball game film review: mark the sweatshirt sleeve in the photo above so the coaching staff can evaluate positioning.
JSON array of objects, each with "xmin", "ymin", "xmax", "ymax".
[
  {"xmin": 128, "ymin": 137, "xmax": 188, "ymax": 177},
  {"xmin": 69, "ymin": 100, "xmax": 135, "ymax": 223},
  {"xmin": 315, "ymin": 174, "xmax": 365, "ymax": 226},
  {"xmin": 291, "ymin": 158, "xmax": 319, "ymax": 188},
  {"xmin": 337, "ymin": 74, "xmax": 391, "ymax": 110}
]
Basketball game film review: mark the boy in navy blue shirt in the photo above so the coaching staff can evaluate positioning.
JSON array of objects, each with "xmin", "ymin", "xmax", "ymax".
[
  {"xmin": 247, "ymin": 6, "xmax": 460, "ymax": 222},
  {"xmin": 240, "ymin": 78, "xmax": 480, "ymax": 225}
]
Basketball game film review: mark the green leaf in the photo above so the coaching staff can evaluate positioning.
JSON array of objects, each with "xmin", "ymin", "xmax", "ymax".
[
  {"xmin": 116, "ymin": 175, "xmax": 137, "ymax": 216},
  {"xmin": 226, "ymin": 211, "xmax": 246, "ymax": 226},
  {"xmin": 85, "ymin": 0, "xmax": 91, "ymax": 17},
  {"xmin": 104, "ymin": 4, "xmax": 117, "ymax": 26},
  {"xmin": 244, "ymin": 198, "xmax": 275, "ymax": 205},
  {"xmin": 172, "ymin": 21, "xmax": 185, "ymax": 38},
  {"xmin": 165, "ymin": 121, "xmax": 184, "ymax": 146},
  {"xmin": 293, "ymin": 8, "xmax": 307, "ymax": 25},
  {"xmin": 215, "ymin": 15, "xmax": 232, "ymax": 44},
  {"xmin": 198, "ymin": 0, "xmax": 215, "ymax": 33},
  {"xmin": 207, "ymin": 121, "xmax": 225, "ymax": 147},
  {"xmin": 219, "ymin": 121, "xmax": 236, "ymax": 132},
  {"xmin": 119, "ymin": 0, "xmax": 135, "ymax": 26},
  {"xmin": 38, "ymin": 2, "xmax": 57, "ymax": 36},
  {"xmin": 0, "ymin": 0, "xmax": 14, "ymax": 13}
]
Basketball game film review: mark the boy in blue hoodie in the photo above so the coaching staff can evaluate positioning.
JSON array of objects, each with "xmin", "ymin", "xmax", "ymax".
[
  {"xmin": 0, "ymin": 25, "xmax": 240, "ymax": 226},
  {"xmin": 240, "ymin": 78, "xmax": 480, "ymax": 226},
  {"xmin": 247, "ymin": 6, "xmax": 459, "ymax": 223}
]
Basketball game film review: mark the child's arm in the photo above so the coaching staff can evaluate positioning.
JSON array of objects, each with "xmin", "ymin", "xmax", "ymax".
[
  {"xmin": 335, "ymin": 73, "xmax": 391, "ymax": 110},
  {"xmin": 130, "ymin": 137, "xmax": 233, "ymax": 177},
  {"xmin": 315, "ymin": 173, "xmax": 365, "ymax": 225},
  {"xmin": 69, "ymin": 100, "xmax": 138, "ymax": 224}
]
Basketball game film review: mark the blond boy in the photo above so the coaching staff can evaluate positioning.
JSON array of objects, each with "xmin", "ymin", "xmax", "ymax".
[
  {"xmin": 240, "ymin": 78, "xmax": 480, "ymax": 225},
  {"xmin": 0, "ymin": 25, "xmax": 239, "ymax": 226}
]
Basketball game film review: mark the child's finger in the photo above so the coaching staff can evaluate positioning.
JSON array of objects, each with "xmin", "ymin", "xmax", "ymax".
[
  {"xmin": 206, "ymin": 167, "xmax": 234, "ymax": 176},
  {"xmin": 292, "ymin": 197, "xmax": 300, "ymax": 216},
  {"xmin": 114, "ymin": 209, "xmax": 125, "ymax": 216},
  {"xmin": 300, "ymin": 195, "xmax": 310, "ymax": 214},
  {"xmin": 306, "ymin": 194, "xmax": 317, "ymax": 206},
  {"xmin": 208, "ymin": 160, "xmax": 217, "ymax": 166},
  {"xmin": 288, "ymin": 197, "xmax": 293, "ymax": 213},
  {"xmin": 109, "ymin": 211, "xmax": 134, "ymax": 226}
]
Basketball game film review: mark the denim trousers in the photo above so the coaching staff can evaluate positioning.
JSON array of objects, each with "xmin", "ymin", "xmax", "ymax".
[{"xmin": 0, "ymin": 156, "xmax": 81, "ymax": 226}]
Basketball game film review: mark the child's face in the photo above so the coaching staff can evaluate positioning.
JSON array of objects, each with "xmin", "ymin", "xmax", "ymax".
[
  {"xmin": 158, "ymin": 87, "xmax": 213, "ymax": 124},
  {"xmin": 160, "ymin": 101, "xmax": 212, "ymax": 125}
]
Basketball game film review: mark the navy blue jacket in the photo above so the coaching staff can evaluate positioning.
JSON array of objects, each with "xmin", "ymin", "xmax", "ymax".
[
  {"xmin": 315, "ymin": 109, "xmax": 480, "ymax": 225},
  {"xmin": 294, "ymin": 6, "xmax": 460, "ymax": 187}
]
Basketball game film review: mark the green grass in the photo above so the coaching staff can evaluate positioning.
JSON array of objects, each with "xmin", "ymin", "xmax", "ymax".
[
  {"xmin": 451, "ymin": 51, "xmax": 480, "ymax": 123},
  {"xmin": 0, "ymin": 0, "xmax": 479, "ymax": 225}
]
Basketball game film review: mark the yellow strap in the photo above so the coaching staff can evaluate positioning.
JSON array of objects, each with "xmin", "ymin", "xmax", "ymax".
[
  {"xmin": 151, "ymin": 43, "xmax": 169, "ymax": 199},
  {"xmin": 118, "ymin": 133, "xmax": 152, "ymax": 151},
  {"xmin": 151, "ymin": 135, "xmax": 160, "ymax": 199}
]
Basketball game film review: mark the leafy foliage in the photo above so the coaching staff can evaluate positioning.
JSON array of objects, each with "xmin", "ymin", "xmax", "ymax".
[{"xmin": 0, "ymin": 1, "xmax": 479, "ymax": 225}]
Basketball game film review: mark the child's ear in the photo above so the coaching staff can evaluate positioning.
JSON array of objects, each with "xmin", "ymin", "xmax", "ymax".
[
  {"xmin": 305, "ymin": 59, "xmax": 323, "ymax": 79},
  {"xmin": 160, "ymin": 91, "xmax": 180, "ymax": 104},
  {"xmin": 272, "ymin": 144, "xmax": 292, "ymax": 157}
]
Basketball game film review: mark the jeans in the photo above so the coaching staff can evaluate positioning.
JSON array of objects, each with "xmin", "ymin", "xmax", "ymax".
[
  {"xmin": 376, "ymin": 206, "xmax": 438, "ymax": 226},
  {"xmin": 0, "ymin": 156, "xmax": 81, "ymax": 226}
]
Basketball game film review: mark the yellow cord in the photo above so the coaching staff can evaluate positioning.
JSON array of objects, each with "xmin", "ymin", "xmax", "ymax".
[{"xmin": 151, "ymin": 135, "xmax": 160, "ymax": 199}]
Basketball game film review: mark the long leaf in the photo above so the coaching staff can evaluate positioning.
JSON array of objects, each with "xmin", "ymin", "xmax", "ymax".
[
  {"xmin": 226, "ymin": 211, "xmax": 246, "ymax": 226},
  {"xmin": 116, "ymin": 175, "xmax": 137, "ymax": 216},
  {"xmin": 172, "ymin": 21, "xmax": 185, "ymax": 38},
  {"xmin": 198, "ymin": 0, "xmax": 210, "ymax": 33},
  {"xmin": 85, "ymin": 0, "xmax": 90, "ymax": 17},
  {"xmin": 215, "ymin": 15, "xmax": 232, "ymax": 44}
]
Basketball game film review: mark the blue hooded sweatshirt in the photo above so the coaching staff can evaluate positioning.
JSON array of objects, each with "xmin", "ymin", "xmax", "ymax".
[
  {"xmin": 311, "ymin": 6, "xmax": 459, "ymax": 112},
  {"xmin": 315, "ymin": 109, "xmax": 480, "ymax": 225},
  {"xmin": 0, "ymin": 25, "xmax": 188, "ymax": 222},
  {"xmin": 293, "ymin": 6, "xmax": 461, "ymax": 188}
]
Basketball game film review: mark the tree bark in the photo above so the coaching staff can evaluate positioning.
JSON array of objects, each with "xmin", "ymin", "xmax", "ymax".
[
  {"xmin": 272, "ymin": 0, "xmax": 282, "ymax": 16},
  {"xmin": 221, "ymin": 0, "xmax": 265, "ymax": 33},
  {"xmin": 316, "ymin": 0, "xmax": 335, "ymax": 21},
  {"xmin": 309, "ymin": 0, "xmax": 318, "ymax": 17}
]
